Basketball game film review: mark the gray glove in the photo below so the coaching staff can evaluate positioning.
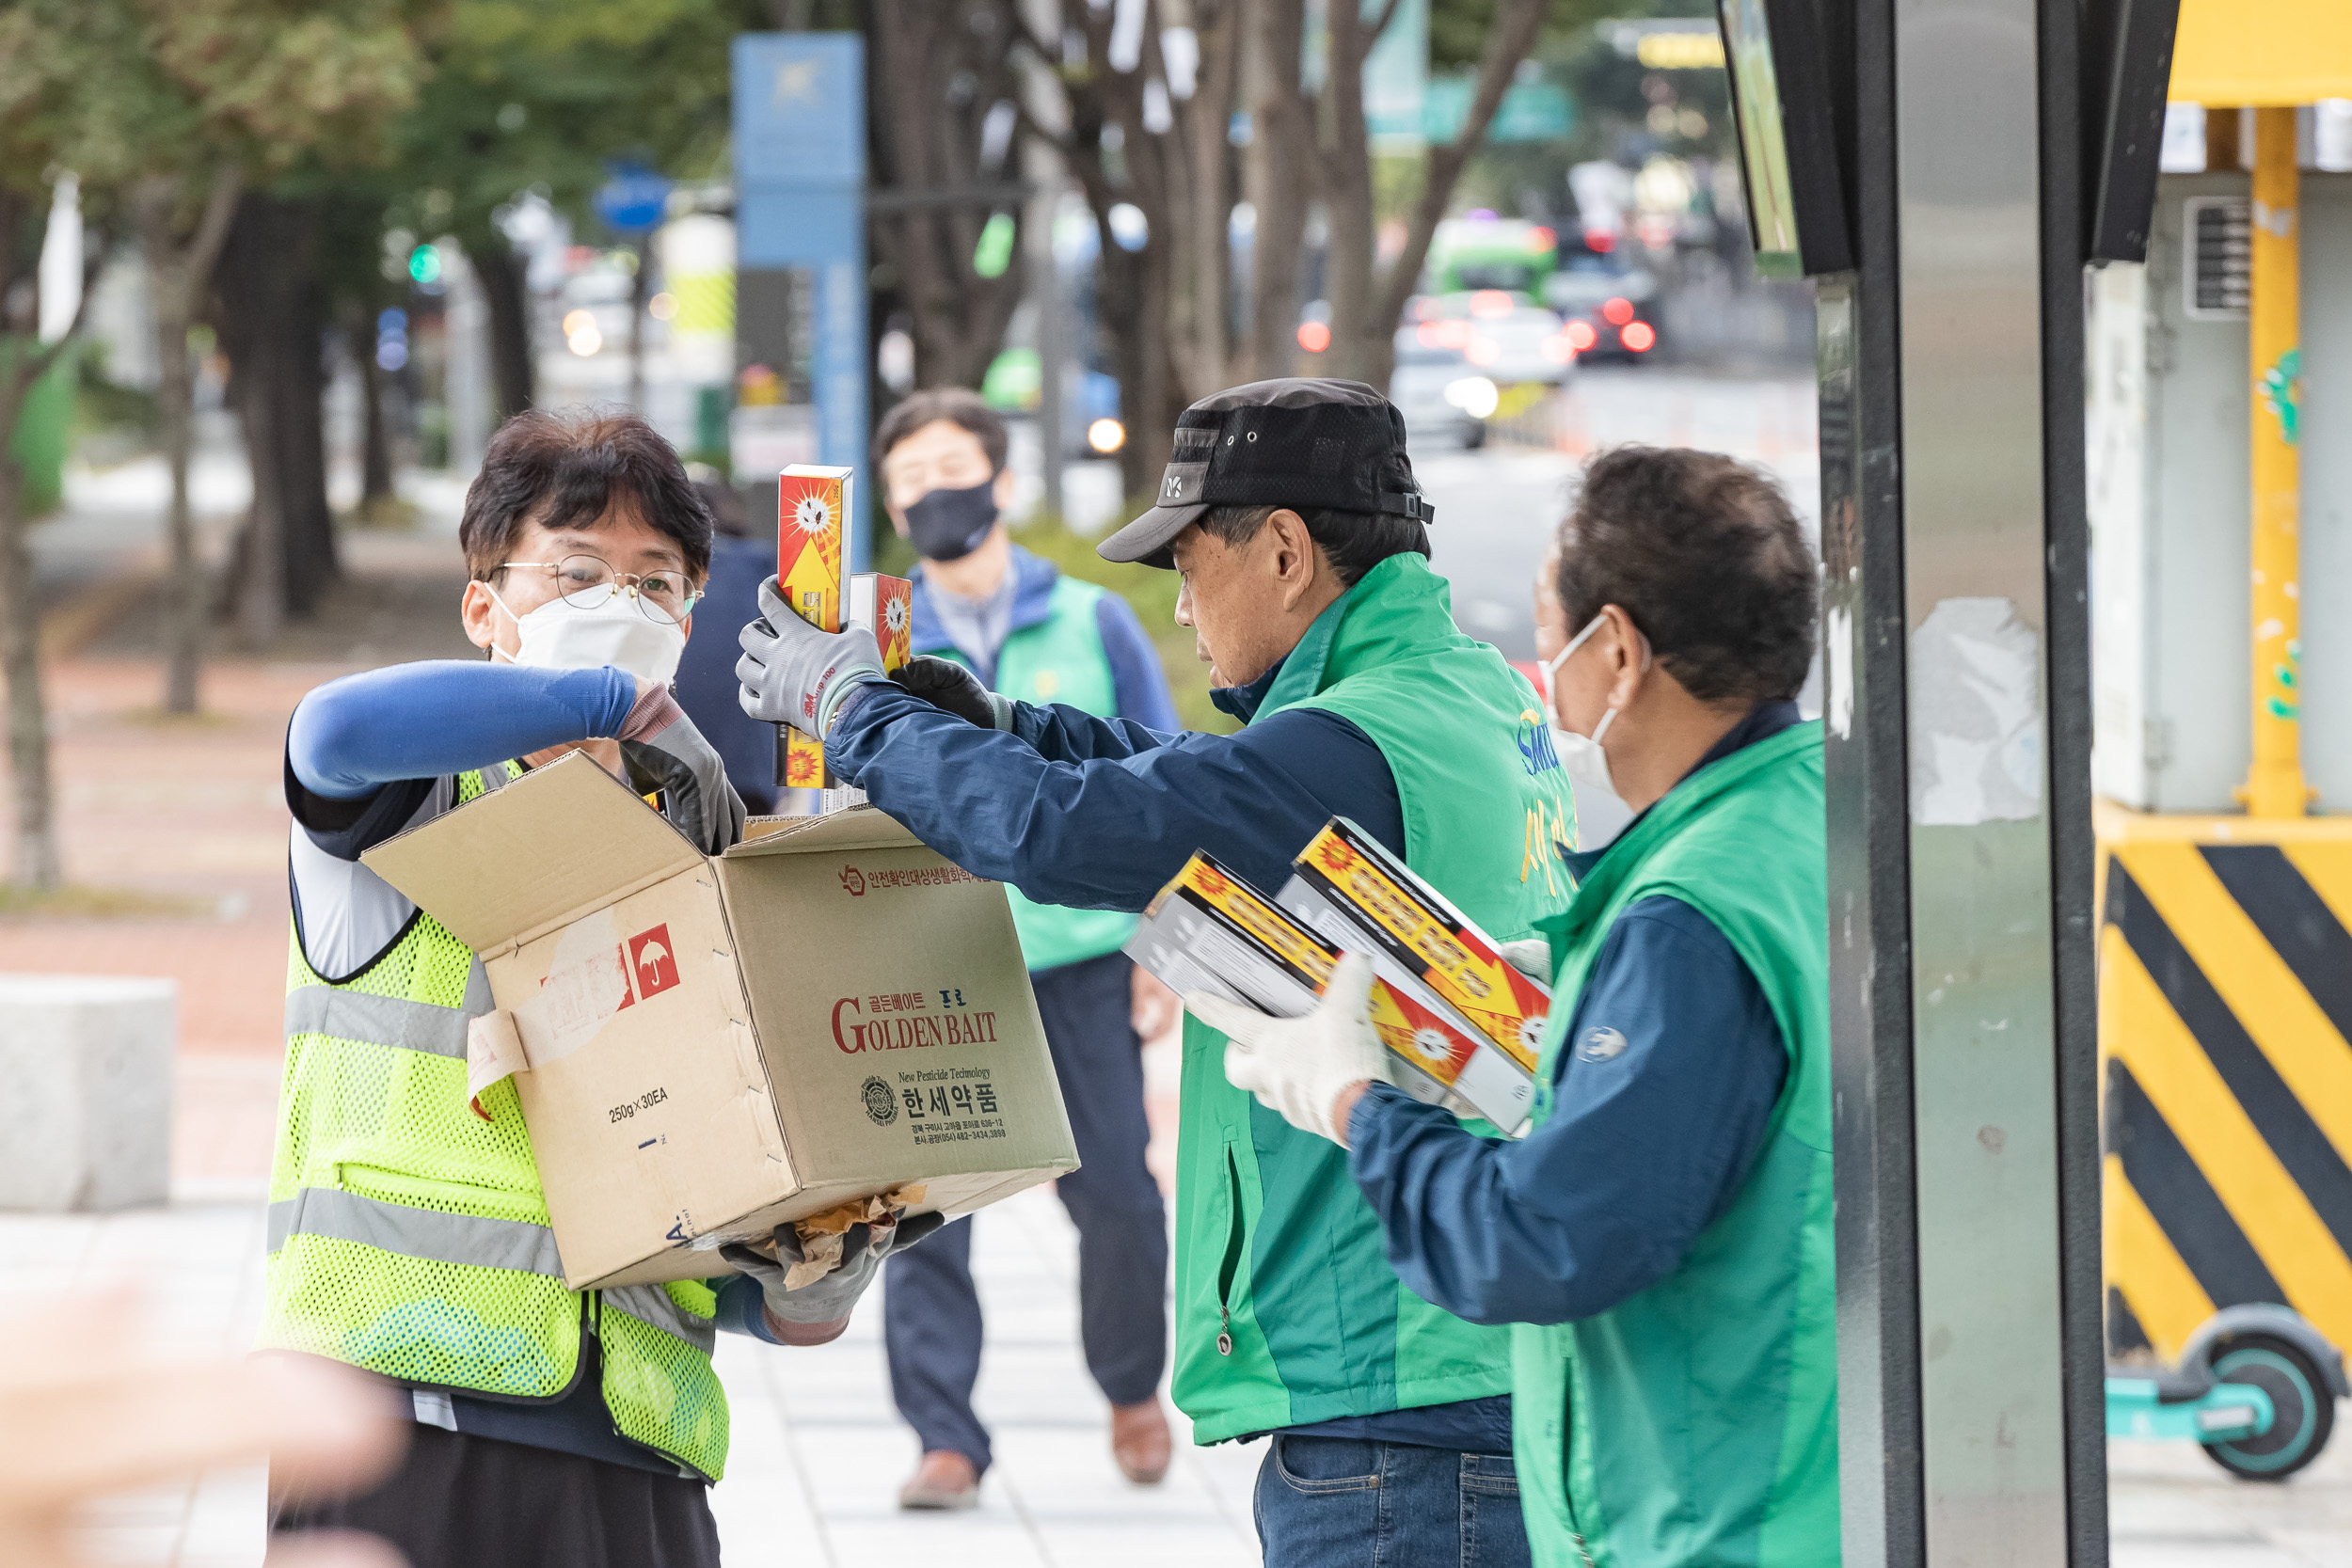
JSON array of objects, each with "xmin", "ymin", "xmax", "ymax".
[
  {"xmin": 718, "ymin": 1211, "xmax": 946, "ymax": 1327},
  {"xmin": 894, "ymin": 655, "xmax": 1013, "ymax": 730},
  {"xmin": 736, "ymin": 578, "xmax": 886, "ymax": 739}
]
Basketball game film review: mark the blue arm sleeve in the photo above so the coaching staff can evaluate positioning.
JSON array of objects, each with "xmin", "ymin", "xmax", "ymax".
[
  {"xmin": 712, "ymin": 1275, "xmax": 785, "ymax": 1343},
  {"xmin": 1094, "ymin": 594, "xmax": 1182, "ymax": 732},
  {"xmin": 1344, "ymin": 895, "xmax": 1789, "ymax": 1326},
  {"xmin": 288, "ymin": 662, "xmax": 638, "ymax": 800},
  {"xmin": 827, "ymin": 684, "xmax": 1404, "ymax": 909}
]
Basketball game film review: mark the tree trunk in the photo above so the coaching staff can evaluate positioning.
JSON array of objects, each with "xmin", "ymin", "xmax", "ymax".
[
  {"xmin": 1319, "ymin": 1, "xmax": 1384, "ymax": 386},
  {"xmin": 1336, "ymin": 0, "xmax": 1552, "ymax": 392},
  {"xmin": 0, "ymin": 450, "xmax": 56, "ymax": 890},
  {"xmin": 215, "ymin": 192, "xmax": 333, "ymax": 638},
  {"xmin": 138, "ymin": 166, "xmax": 241, "ymax": 715},
  {"xmin": 153, "ymin": 273, "xmax": 202, "ymax": 712},
  {"xmin": 358, "ymin": 322, "xmax": 393, "ymax": 502},
  {"xmin": 1243, "ymin": 0, "xmax": 1313, "ymax": 383},
  {"xmin": 469, "ymin": 239, "xmax": 534, "ymax": 421},
  {"xmin": 237, "ymin": 368, "xmax": 284, "ymax": 650}
]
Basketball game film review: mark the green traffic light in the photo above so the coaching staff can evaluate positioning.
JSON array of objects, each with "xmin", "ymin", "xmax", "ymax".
[{"xmin": 409, "ymin": 245, "xmax": 442, "ymax": 284}]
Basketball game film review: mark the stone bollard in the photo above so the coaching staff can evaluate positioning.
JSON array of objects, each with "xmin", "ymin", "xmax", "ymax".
[{"xmin": 0, "ymin": 975, "xmax": 176, "ymax": 1211}]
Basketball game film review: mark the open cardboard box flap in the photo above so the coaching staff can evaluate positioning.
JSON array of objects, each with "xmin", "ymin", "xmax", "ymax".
[
  {"xmin": 360, "ymin": 752, "xmax": 704, "ymax": 955},
  {"xmin": 733, "ymin": 802, "xmax": 924, "ymax": 857},
  {"xmin": 348, "ymin": 752, "xmax": 1078, "ymax": 1290}
]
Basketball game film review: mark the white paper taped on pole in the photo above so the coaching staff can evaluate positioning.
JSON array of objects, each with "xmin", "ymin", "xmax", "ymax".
[{"xmin": 1909, "ymin": 595, "xmax": 2043, "ymax": 826}]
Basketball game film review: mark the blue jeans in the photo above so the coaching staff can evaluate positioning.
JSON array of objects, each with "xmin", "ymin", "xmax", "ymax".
[{"xmin": 1253, "ymin": 1435, "xmax": 1532, "ymax": 1568}]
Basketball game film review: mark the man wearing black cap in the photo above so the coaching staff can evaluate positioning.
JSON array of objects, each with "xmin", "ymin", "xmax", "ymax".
[{"xmin": 738, "ymin": 379, "xmax": 1571, "ymax": 1567}]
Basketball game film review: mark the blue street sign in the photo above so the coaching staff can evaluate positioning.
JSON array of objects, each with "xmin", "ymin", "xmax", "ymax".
[
  {"xmin": 732, "ymin": 33, "xmax": 868, "ymax": 572},
  {"xmin": 595, "ymin": 163, "xmax": 674, "ymax": 235}
]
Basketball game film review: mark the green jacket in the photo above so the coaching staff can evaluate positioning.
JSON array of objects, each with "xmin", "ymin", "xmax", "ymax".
[
  {"xmin": 1176, "ymin": 553, "xmax": 1575, "ymax": 1441},
  {"xmin": 916, "ymin": 552, "xmax": 1173, "ymax": 972},
  {"xmin": 1513, "ymin": 723, "xmax": 1836, "ymax": 1568}
]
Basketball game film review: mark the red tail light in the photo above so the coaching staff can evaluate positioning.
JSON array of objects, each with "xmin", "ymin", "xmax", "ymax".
[
  {"xmin": 1565, "ymin": 320, "xmax": 1597, "ymax": 351},
  {"xmin": 1621, "ymin": 321, "xmax": 1656, "ymax": 353},
  {"xmin": 1601, "ymin": 296, "xmax": 1634, "ymax": 326},
  {"xmin": 1297, "ymin": 321, "xmax": 1331, "ymax": 354}
]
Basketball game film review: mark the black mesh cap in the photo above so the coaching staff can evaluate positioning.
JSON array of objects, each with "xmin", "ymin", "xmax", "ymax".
[{"xmin": 1096, "ymin": 377, "xmax": 1436, "ymax": 567}]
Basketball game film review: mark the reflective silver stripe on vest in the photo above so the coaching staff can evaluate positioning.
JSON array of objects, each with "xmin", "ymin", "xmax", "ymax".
[
  {"xmin": 268, "ymin": 1186, "xmax": 565, "ymax": 1278},
  {"xmin": 603, "ymin": 1282, "xmax": 718, "ymax": 1357},
  {"xmin": 283, "ymin": 964, "xmax": 490, "ymax": 1058}
]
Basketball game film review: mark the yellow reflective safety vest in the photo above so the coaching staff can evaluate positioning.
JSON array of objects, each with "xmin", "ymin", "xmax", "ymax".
[{"xmin": 257, "ymin": 763, "xmax": 730, "ymax": 1480}]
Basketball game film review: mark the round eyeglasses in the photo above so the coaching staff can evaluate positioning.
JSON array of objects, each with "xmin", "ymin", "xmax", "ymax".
[{"xmin": 498, "ymin": 555, "xmax": 703, "ymax": 623}]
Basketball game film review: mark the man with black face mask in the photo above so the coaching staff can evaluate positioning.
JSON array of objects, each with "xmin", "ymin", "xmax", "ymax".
[{"xmin": 868, "ymin": 388, "xmax": 1183, "ymax": 1510}]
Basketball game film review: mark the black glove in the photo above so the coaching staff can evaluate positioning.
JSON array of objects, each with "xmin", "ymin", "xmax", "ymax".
[
  {"xmin": 719, "ymin": 1211, "xmax": 947, "ymax": 1326},
  {"xmin": 894, "ymin": 656, "xmax": 1012, "ymax": 730}
]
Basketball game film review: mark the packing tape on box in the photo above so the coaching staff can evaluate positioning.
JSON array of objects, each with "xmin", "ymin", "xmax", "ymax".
[{"xmin": 468, "ymin": 911, "xmax": 632, "ymax": 1108}]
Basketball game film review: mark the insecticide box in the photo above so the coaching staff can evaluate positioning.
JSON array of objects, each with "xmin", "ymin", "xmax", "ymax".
[
  {"xmin": 1279, "ymin": 818, "xmax": 1550, "ymax": 1079},
  {"xmin": 820, "ymin": 573, "xmax": 914, "ymax": 812},
  {"xmin": 774, "ymin": 465, "xmax": 852, "ymax": 792},
  {"xmin": 361, "ymin": 752, "xmax": 1077, "ymax": 1291},
  {"xmin": 1127, "ymin": 852, "xmax": 1535, "ymax": 1131}
]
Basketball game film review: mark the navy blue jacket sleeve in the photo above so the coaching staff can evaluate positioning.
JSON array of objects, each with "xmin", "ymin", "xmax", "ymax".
[
  {"xmin": 288, "ymin": 662, "xmax": 637, "ymax": 800},
  {"xmin": 826, "ymin": 684, "xmax": 1404, "ymax": 909},
  {"xmin": 1343, "ymin": 895, "xmax": 1788, "ymax": 1326},
  {"xmin": 1094, "ymin": 593, "xmax": 1181, "ymax": 733}
]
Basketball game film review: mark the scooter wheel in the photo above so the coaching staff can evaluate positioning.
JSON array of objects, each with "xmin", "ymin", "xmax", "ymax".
[{"xmin": 2201, "ymin": 1334, "xmax": 2335, "ymax": 1481}]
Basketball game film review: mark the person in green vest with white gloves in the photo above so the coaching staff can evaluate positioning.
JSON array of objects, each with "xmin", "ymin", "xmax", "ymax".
[
  {"xmin": 739, "ymin": 378, "xmax": 1571, "ymax": 1567},
  {"xmin": 1188, "ymin": 445, "xmax": 1836, "ymax": 1568},
  {"xmin": 265, "ymin": 409, "xmax": 938, "ymax": 1568},
  {"xmin": 866, "ymin": 388, "xmax": 1184, "ymax": 1508}
]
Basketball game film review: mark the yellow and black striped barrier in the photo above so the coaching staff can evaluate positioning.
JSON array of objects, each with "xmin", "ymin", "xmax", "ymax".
[{"xmin": 2098, "ymin": 801, "xmax": 2352, "ymax": 1362}]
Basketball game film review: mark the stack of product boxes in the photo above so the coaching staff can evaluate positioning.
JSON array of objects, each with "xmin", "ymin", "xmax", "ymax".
[{"xmin": 1128, "ymin": 819, "xmax": 1549, "ymax": 1133}]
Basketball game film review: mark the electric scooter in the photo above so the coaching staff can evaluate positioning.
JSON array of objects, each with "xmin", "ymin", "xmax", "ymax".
[{"xmin": 2106, "ymin": 1304, "xmax": 2346, "ymax": 1480}]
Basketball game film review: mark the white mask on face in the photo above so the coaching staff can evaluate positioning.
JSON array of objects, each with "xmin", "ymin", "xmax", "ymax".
[
  {"xmin": 1538, "ymin": 611, "xmax": 1647, "ymax": 851},
  {"xmin": 487, "ymin": 585, "xmax": 687, "ymax": 687}
]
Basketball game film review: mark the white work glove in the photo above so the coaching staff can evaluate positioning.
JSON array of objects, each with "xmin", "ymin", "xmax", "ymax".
[
  {"xmin": 736, "ymin": 578, "xmax": 887, "ymax": 739},
  {"xmin": 1186, "ymin": 951, "xmax": 1390, "ymax": 1145},
  {"xmin": 1497, "ymin": 938, "xmax": 1552, "ymax": 983}
]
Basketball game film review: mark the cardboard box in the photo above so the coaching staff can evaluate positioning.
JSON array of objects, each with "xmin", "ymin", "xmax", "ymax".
[
  {"xmin": 775, "ymin": 465, "xmax": 853, "ymax": 792},
  {"xmin": 360, "ymin": 753, "xmax": 1078, "ymax": 1290},
  {"xmin": 1127, "ymin": 852, "xmax": 1536, "ymax": 1131}
]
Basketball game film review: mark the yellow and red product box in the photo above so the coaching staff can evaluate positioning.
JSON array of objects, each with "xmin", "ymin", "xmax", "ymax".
[
  {"xmin": 1127, "ymin": 852, "xmax": 1536, "ymax": 1132},
  {"xmin": 1279, "ymin": 817, "xmax": 1550, "ymax": 1073},
  {"xmin": 774, "ymin": 465, "xmax": 853, "ymax": 790},
  {"xmin": 849, "ymin": 572, "xmax": 913, "ymax": 673}
]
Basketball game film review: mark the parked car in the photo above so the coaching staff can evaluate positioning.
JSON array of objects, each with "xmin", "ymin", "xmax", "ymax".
[
  {"xmin": 1544, "ymin": 237, "xmax": 1662, "ymax": 362},
  {"xmin": 1407, "ymin": 292, "xmax": 1581, "ymax": 388},
  {"xmin": 1389, "ymin": 328, "xmax": 1493, "ymax": 451}
]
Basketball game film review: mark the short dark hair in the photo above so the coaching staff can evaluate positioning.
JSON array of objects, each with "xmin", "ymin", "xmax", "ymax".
[
  {"xmin": 1553, "ymin": 446, "xmax": 1816, "ymax": 705},
  {"xmin": 1195, "ymin": 503, "xmax": 1432, "ymax": 589},
  {"xmin": 459, "ymin": 408, "xmax": 714, "ymax": 581},
  {"xmin": 872, "ymin": 387, "xmax": 1009, "ymax": 473}
]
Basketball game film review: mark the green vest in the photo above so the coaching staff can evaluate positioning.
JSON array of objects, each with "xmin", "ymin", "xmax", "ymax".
[
  {"xmin": 258, "ymin": 763, "xmax": 733, "ymax": 1481},
  {"xmin": 925, "ymin": 570, "xmax": 1140, "ymax": 972},
  {"xmin": 1512, "ymin": 724, "xmax": 1836, "ymax": 1568},
  {"xmin": 1174, "ymin": 553, "xmax": 1575, "ymax": 1442}
]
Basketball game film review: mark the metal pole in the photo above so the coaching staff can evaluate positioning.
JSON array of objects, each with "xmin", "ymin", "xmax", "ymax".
[
  {"xmin": 2245, "ymin": 105, "xmax": 2304, "ymax": 818},
  {"xmin": 1828, "ymin": 0, "xmax": 2102, "ymax": 1559},
  {"xmin": 1032, "ymin": 172, "xmax": 1067, "ymax": 520}
]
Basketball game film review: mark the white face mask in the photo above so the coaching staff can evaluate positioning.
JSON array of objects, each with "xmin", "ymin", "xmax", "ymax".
[
  {"xmin": 487, "ymin": 585, "xmax": 687, "ymax": 687},
  {"xmin": 1538, "ymin": 611, "xmax": 1647, "ymax": 851}
]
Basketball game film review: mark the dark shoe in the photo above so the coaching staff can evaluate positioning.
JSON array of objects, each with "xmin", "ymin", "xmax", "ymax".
[
  {"xmin": 1110, "ymin": 1397, "xmax": 1172, "ymax": 1485},
  {"xmin": 898, "ymin": 1449, "xmax": 981, "ymax": 1511}
]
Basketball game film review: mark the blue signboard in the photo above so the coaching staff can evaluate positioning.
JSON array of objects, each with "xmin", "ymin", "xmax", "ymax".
[
  {"xmin": 732, "ymin": 33, "xmax": 868, "ymax": 570},
  {"xmin": 595, "ymin": 162, "xmax": 674, "ymax": 235}
]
